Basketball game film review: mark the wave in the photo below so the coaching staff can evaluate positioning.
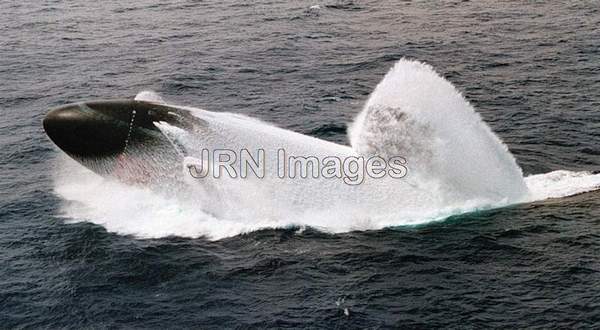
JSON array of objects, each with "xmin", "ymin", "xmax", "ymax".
[{"xmin": 525, "ymin": 170, "xmax": 600, "ymax": 201}]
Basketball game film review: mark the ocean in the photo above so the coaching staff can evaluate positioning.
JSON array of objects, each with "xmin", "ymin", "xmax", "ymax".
[{"xmin": 1, "ymin": 0, "xmax": 600, "ymax": 328}]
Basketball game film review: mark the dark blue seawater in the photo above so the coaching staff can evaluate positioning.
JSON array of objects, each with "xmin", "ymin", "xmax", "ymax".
[{"xmin": 2, "ymin": 1, "xmax": 600, "ymax": 328}]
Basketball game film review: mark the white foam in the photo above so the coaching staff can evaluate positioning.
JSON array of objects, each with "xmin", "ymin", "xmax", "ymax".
[
  {"xmin": 54, "ymin": 155, "xmax": 600, "ymax": 240},
  {"xmin": 524, "ymin": 170, "xmax": 600, "ymax": 201},
  {"xmin": 134, "ymin": 90, "xmax": 165, "ymax": 104},
  {"xmin": 54, "ymin": 156, "xmax": 286, "ymax": 240},
  {"xmin": 51, "ymin": 61, "xmax": 600, "ymax": 240}
]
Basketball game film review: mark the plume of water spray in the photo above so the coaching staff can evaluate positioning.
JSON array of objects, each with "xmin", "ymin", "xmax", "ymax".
[{"xmin": 350, "ymin": 59, "xmax": 529, "ymax": 204}]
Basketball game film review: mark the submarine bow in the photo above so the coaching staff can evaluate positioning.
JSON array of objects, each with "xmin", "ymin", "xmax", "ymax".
[{"xmin": 43, "ymin": 99, "xmax": 191, "ymax": 178}]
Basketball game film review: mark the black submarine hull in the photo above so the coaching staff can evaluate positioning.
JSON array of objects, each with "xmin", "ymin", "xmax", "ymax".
[{"xmin": 43, "ymin": 99, "xmax": 194, "ymax": 179}]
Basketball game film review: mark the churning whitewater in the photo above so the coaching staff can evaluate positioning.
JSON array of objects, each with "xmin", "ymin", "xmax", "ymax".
[{"xmin": 53, "ymin": 60, "xmax": 600, "ymax": 240}]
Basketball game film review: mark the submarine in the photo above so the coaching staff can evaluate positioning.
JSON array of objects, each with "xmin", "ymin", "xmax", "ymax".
[
  {"xmin": 43, "ymin": 60, "xmax": 535, "ymax": 218},
  {"xmin": 42, "ymin": 96, "xmax": 198, "ymax": 183}
]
